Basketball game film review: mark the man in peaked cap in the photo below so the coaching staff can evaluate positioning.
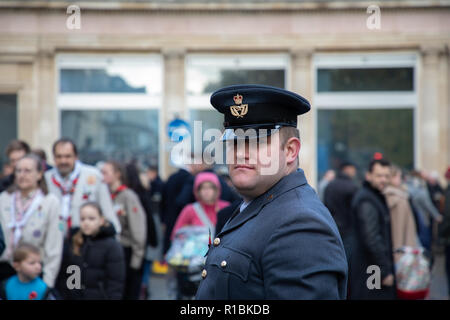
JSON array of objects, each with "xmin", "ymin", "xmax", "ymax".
[{"xmin": 195, "ymin": 84, "xmax": 348, "ymax": 300}]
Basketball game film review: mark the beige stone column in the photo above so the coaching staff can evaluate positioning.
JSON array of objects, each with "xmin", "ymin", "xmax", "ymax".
[
  {"xmin": 418, "ymin": 44, "xmax": 449, "ymax": 180},
  {"xmin": 31, "ymin": 49, "xmax": 58, "ymax": 159},
  {"xmin": 291, "ymin": 49, "xmax": 316, "ymax": 187},
  {"xmin": 161, "ymin": 48, "xmax": 186, "ymax": 180}
]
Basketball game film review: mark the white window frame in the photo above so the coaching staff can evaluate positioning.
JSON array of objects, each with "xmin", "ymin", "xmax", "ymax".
[
  {"xmin": 56, "ymin": 53, "xmax": 164, "ymax": 168},
  {"xmin": 312, "ymin": 51, "xmax": 419, "ymax": 173}
]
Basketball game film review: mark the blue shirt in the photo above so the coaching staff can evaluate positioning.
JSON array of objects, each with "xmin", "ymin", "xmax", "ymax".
[{"xmin": 5, "ymin": 275, "xmax": 47, "ymax": 300}]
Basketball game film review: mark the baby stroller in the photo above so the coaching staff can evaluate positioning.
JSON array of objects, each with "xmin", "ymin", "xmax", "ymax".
[{"xmin": 166, "ymin": 226, "xmax": 210, "ymax": 299}]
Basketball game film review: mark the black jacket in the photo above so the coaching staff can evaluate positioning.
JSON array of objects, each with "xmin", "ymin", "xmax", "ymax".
[
  {"xmin": 56, "ymin": 223, "xmax": 126, "ymax": 300},
  {"xmin": 161, "ymin": 168, "xmax": 192, "ymax": 253},
  {"xmin": 348, "ymin": 181, "xmax": 396, "ymax": 300},
  {"xmin": 0, "ymin": 279, "xmax": 59, "ymax": 300}
]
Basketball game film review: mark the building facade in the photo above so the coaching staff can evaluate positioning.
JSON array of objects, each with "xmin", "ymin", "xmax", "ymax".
[{"xmin": 0, "ymin": 0, "xmax": 449, "ymax": 186}]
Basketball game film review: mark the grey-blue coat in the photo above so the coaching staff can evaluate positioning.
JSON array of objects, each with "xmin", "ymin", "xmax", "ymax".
[{"xmin": 195, "ymin": 169, "xmax": 348, "ymax": 300}]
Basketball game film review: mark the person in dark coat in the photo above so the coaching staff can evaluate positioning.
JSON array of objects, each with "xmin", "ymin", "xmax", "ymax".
[
  {"xmin": 324, "ymin": 161, "xmax": 359, "ymax": 261},
  {"xmin": 196, "ymin": 85, "xmax": 348, "ymax": 299},
  {"xmin": 348, "ymin": 158, "xmax": 396, "ymax": 300},
  {"xmin": 56, "ymin": 202, "xmax": 125, "ymax": 300},
  {"xmin": 161, "ymin": 167, "xmax": 192, "ymax": 254}
]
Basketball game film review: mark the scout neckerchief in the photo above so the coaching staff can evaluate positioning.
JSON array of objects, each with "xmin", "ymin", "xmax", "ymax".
[
  {"xmin": 7, "ymin": 189, "xmax": 44, "ymax": 255},
  {"xmin": 51, "ymin": 160, "xmax": 82, "ymax": 230},
  {"xmin": 111, "ymin": 184, "xmax": 127, "ymax": 201}
]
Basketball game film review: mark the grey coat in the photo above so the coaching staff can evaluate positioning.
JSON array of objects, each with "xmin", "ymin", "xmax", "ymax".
[{"xmin": 407, "ymin": 179, "xmax": 441, "ymax": 227}]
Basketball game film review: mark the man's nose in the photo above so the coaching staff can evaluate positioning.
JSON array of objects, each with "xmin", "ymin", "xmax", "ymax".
[{"xmin": 235, "ymin": 141, "xmax": 249, "ymax": 158}]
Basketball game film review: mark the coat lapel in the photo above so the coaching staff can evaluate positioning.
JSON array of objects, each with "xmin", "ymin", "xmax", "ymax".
[{"xmin": 218, "ymin": 169, "xmax": 308, "ymax": 236}]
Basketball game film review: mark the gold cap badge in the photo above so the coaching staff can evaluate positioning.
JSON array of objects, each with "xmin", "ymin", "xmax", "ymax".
[{"xmin": 230, "ymin": 94, "xmax": 248, "ymax": 118}]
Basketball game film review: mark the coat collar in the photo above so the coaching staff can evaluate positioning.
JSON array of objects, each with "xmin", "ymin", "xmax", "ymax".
[{"xmin": 218, "ymin": 169, "xmax": 308, "ymax": 236}]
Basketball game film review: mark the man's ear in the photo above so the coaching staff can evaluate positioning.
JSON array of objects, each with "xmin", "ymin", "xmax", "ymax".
[{"xmin": 285, "ymin": 137, "xmax": 301, "ymax": 165}]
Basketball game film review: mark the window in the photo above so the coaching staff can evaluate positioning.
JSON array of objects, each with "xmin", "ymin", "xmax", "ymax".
[
  {"xmin": 314, "ymin": 53, "xmax": 417, "ymax": 181},
  {"xmin": 57, "ymin": 54, "xmax": 162, "ymax": 166},
  {"xmin": 185, "ymin": 54, "xmax": 290, "ymax": 160}
]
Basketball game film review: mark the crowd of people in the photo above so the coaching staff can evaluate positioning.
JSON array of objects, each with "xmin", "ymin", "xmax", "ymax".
[
  {"xmin": 0, "ymin": 137, "xmax": 449, "ymax": 300},
  {"xmin": 320, "ymin": 157, "xmax": 450, "ymax": 299}
]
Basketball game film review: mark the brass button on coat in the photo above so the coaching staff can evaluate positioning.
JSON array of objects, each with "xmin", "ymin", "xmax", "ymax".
[
  {"xmin": 202, "ymin": 269, "xmax": 207, "ymax": 278},
  {"xmin": 221, "ymin": 260, "xmax": 227, "ymax": 268},
  {"xmin": 213, "ymin": 238, "xmax": 221, "ymax": 246}
]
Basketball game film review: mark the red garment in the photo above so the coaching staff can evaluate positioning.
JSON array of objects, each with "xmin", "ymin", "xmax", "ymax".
[{"xmin": 171, "ymin": 172, "xmax": 230, "ymax": 240}]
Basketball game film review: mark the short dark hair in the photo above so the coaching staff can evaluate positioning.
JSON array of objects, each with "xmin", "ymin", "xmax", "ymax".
[
  {"xmin": 368, "ymin": 158, "xmax": 391, "ymax": 173},
  {"xmin": 5, "ymin": 140, "xmax": 30, "ymax": 158},
  {"xmin": 52, "ymin": 138, "xmax": 78, "ymax": 156},
  {"xmin": 13, "ymin": 243, "xmax": 40, "ymax": 263},
  {"xmin": 80, "ymin": 201, "xmax": 104, "ymax": 217}
]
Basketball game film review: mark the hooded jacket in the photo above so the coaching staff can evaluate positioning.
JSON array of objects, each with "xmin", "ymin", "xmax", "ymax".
[{"xmin": 171, "ymin": 172, "xmax": 230, "ymax": 239}]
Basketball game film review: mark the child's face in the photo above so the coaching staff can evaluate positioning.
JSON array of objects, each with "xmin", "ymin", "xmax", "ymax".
[
  {"xmin": 80, "ymin": 205, "xmax": 105, "ymax": 236},
  {"xmin": 198, "ymin": 181, "xmax": 218, "ymax": 205},
  {"xmin": 14, "ymin": 253, "xmax": 42, "ymax": 281}
]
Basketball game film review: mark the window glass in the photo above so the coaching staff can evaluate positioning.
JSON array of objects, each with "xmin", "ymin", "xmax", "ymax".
[{"xmin": 317, "ymin": 108, "xmax": 414, "ymax": 179}]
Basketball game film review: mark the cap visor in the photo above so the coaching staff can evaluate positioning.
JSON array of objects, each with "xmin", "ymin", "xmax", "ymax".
[{"xmin": 220, "ymin": 126, "xmax": 281, "ymax": 141}]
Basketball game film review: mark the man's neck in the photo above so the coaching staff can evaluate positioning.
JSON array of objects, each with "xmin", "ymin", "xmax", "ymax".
[{"xmin": 19, "ymin": 187, "xmax": 37, "ymax": 200}]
